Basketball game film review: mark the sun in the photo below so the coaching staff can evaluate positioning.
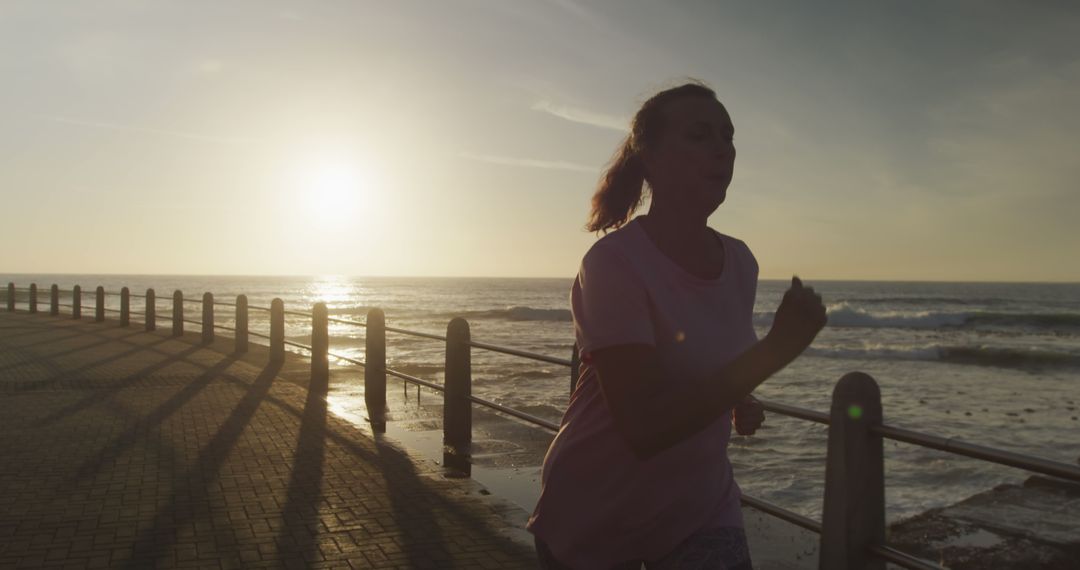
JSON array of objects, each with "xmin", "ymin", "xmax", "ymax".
[
  {"xmin": 311, "ymin": 164, "xmax": 359, "ymax": 213},
  {"xmin": 297, "ymin": 159, "xmax": 375, "ymax": 227}
]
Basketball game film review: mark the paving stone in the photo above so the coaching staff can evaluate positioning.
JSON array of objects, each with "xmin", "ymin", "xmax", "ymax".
[{"xmin": 0, "ymin": 312, "xmax": 538, "ymax": 568}]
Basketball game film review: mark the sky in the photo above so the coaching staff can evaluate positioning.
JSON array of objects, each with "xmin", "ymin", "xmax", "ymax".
[{"xmin": 1, "ymin": 0, "xmax": 1078, "ymax": 281}]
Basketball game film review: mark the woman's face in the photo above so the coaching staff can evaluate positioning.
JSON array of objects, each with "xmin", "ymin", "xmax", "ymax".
[{"xmin": 642, "ymin": 96, "xmax": 735, "ymax": 216}]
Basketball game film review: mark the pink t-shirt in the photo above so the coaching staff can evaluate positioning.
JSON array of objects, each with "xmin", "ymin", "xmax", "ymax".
[{"xmin": 526, "ymin": 216, "xmax": 759, "ymax": 568}]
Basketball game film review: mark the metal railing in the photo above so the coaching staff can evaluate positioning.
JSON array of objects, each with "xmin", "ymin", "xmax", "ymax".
[{"xmin": 6, "ymin": 282, "xmax": 1079, "ymax": 570}]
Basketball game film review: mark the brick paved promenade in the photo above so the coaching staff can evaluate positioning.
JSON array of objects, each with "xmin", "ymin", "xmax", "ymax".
[{"xmin": 0, "ymin": 311, "xmax": 539, "ymax": 569}]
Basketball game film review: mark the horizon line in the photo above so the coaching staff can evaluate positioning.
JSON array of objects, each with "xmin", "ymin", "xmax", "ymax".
[{"xmin": 2, "ymin": 271, "xmax": 1078, "ymax": 286}]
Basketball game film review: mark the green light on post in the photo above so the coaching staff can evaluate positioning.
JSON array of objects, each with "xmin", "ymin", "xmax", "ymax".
[{"xmin": 847, "ymin": 404, "xmax": 864, "ymax": 420}]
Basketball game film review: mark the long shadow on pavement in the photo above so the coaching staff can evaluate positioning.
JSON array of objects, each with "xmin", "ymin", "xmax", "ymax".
[
  {"xmin": 34, "ymin": 343, "xmax": 203, "ymax": 425},
  {"xmin": 273, "ymin": 365, "xmax": 328, "ymax": 568},
  {"xmin": 120, "ymin": 362, "xmax": 282, "ymax": 569}
]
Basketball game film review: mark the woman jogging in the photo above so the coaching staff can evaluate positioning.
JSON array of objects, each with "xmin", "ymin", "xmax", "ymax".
[{"xmin": 526, "ymin": 81, "xmax": 828, "ymax": 569}]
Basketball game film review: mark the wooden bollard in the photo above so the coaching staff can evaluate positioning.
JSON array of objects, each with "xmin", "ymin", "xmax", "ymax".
[
  {"xmin": 5, "ymin": 283, "xmax": 13, "ymax": 312},
  {"xmin": 145, "ymin": 289, "xmax": 156, "ymax": 332},
  {"xmin": 365, "ymin": 308, "xmax": 387, "ymax": 433},
  {"xmin": 120, "ymin": 287, "xmax": 130, "ymax": 326},
  {"xmin": 95, "ymin": 286, "xmax": 105, "ymax": 322},
  {"xmin": 235, "ymin": 295, "xmax": 248, "ymax": 354},
  {"xmin": 50, "ymin": 285, "xmax": 59, "ymax": 316},
  {"xmin": 570, "ymin": 342, "xmax": 581, "ymax": 395},
  {"xmin": 172, "ymin": 290, "xmax": 183, "ymax": 337},
  {"xmin": 72, "ymin": 285, "xmax": 81, "ymax": 319},
  {"xmin": 270, "ymin": 298, "xmax": 284, "ymax": 364},
  {"xmin": 29, "ymin": 283, "xmax": 37, "ymax": 314},
  {"xmin": 311, "ymin": 303, "xmax": 329, "ymax": 389},
  {"xmin": 202, "ymin": 292, "xmax": 214, "ymax": 345},
  {"xmin": 820, "ymin": 372, "xmax": 885, "ymax": 570},
  {"xmin": 443, "ymin": 317, "xmax": 472, "ymax": 476}
]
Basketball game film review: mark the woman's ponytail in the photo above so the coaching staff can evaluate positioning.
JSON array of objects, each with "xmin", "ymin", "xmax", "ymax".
[{"xmin": 586, "ymin": 136, "xmax": 647, "ymax": 234}]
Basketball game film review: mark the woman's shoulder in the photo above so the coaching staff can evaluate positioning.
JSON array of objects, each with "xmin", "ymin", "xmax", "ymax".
[
  {"xmin": 582, "ymin": 222, "xmax": 641, "ymax": 261},
  {"xmin": 709, "ymin": 231, "xmax": 759, "ymax": 284},
  {"xmin": 713, "ymin": 230, "xmax": 757, "ymax": 264}
]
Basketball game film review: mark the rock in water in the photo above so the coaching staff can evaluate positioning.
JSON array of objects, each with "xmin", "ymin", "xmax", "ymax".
[{"xmin": 887, "ymin": 476, "xmax": 1080, "ymax": 569}]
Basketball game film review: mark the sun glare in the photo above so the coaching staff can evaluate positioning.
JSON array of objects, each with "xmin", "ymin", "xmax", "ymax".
[{"xmin": 295, "ymin": 158, "xmax": 377, "ymax": 228}]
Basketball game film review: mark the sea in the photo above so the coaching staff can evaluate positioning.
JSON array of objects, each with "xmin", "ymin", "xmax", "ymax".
[{"xmin": 4, "ymin": 274, "xmax": 1079, "ymax": 523}]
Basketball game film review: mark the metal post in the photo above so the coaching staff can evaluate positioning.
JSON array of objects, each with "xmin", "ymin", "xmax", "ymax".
[
  {"xmin": 50, "ymin": 284, "xmax": 59, "ymax": 316},
  {"xmin": 72, "ymin": 286, "xmax": 81, "ymax": 319},
  {"xmin": 570, "ymin": 342, "xmax": 581, "ymax": 395},
  {"xmin": 235, "ymin": 295, "xmax": 248, "ymax": 354},
  {"xmin": 120, "ymin": 287, "xmax": 130, "ymax": 326},
  {"xmin": 311, "ymin": 302, "xmax": 328, "ymax": 389},
  {"xmin": 202, "ymin": 292, "xmax": 214, "ymax": 345},
  {"xmin": 95, "ymin": 286, "xmax": 104, "ymax": 322},
  {"xmin": 365, "ymin": 308, "xmax": 387, "ymax": 433},
  {"xmin": 29, "ymin": 283, "xmax": 37, "ymax": 314},
  {"xmin": 172, "ymin": 290, "xmax": 183, "ymax": 337},
  {"xmin": 820, "ymin": 372, "xmax": 885, "ymax": 570},
  {"xmin": 5, "ymin": 283, "xmax": 13, "ymax": 312},
  {"xmin": 145, "ymin": 289, "xmax": 156, "ymax": 332},
  {"xmin": 443, "ymin": 317, "xmax": 472, "ymax": 477},
  {"xmin": 270, "ymin": 298, "xmax": 284, "ymax": 364}
]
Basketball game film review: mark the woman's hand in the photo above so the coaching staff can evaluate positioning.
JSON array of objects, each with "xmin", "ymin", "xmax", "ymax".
[
  {"xmin": 733, "ymin": 395, "xmax": 765, "ymax": 436},
  {"xmin": 764, "ymin": 276, "xmax": 827, "ymax": 363}
]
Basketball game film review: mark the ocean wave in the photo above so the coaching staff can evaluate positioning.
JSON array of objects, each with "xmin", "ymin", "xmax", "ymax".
[
  {"xmin": 326, "ymin": 306, "xmax": 376, "ymax": 316},
  {"xmin": 967, "ymin": 312, "xmax": 1080, "ymax": 331},
  {"xmin": 762, "ymin": 303, "xmax": 1080, "ymax": 332},
  {"xmin": 809, "ymin": 344, "xmax": 1080, "ymax": 370},
  {"xmin": 824, "ymin": 305, "xmax": 971, "ymax": 328},
  {"xmin": 843, "ymin": 296, "xmax": 1007, "ymax": 306},
  {"xmin": 443, "ymin": 306, "xmax": 573, "ymax": 322}
]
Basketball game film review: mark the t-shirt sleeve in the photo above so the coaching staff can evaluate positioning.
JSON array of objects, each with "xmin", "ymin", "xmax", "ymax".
[
  {"xmin": 570, "ymin": 244, "xmax": 656, "ymax": 355},
  {"xmin": 739, "ymin": 239, "xmax": 761, "ymax": 342}
]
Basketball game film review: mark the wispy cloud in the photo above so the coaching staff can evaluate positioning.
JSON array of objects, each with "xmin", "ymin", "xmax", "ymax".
[
  {"xmin": 39, "ymin": 115, "xmax": 263, "ymax": 146},
  {"xmin": 459, "ymin": 151, "xmax": 597, "ymax": 173},
  {"xmin": 531, "ymin": 100, "xmax": 628, "ymax": 132},
  {"xmin": 193, "ymin": 59, "xmax": 226, "ymax": 75}
]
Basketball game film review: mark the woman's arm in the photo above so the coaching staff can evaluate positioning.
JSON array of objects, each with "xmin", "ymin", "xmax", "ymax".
[{"xmin": 594, "ymin": 277, "xmax": 826, "ymax": 461}]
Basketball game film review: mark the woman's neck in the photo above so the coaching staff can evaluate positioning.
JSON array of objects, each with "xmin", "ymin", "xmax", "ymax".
[{"xmin": 640, "ymin": 204, "xmax": 712, "ymax": 247}]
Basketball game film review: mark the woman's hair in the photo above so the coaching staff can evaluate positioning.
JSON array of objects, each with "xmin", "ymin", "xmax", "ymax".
[{"xmin": 585, "ymin": 80, "xmax": 718, "ymax": 234}]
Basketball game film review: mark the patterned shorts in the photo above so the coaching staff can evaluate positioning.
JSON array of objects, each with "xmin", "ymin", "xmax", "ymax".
[{"xmin": 535, "ymin": 526, "xmax": 753, "ymax": 570}]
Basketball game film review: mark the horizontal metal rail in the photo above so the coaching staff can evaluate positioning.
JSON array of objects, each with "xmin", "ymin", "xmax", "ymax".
[
  {"xmin": 467, "ymin": 339, "xmax": 572, "ymax": 367},
  {"xmin": 874, "ymin": 423, "xmax": 1080, "ymax": 483},
  {"xmin": 282, "ymin": 339, "xmax": 313, "ymax": 351},
  {"xmin": 385, "ymin": 325, "xmax": 446, "ymax": 342},
  {"xmin": 327, "ymin": 351, "xmax": 366, "ymax": 368},
  {"xmin": 742, "ymin": 495, "xmax": 943, "ymax": 570},
  {"xmin": 467, "ymin": 394, "xmax": 561, "ymax": 431},
  {"xmin": 740, "ymin": 494, "xmax": 822, "ymax": 534},
  {"xmin": 384, "ymin": 367, "xmax": 445, "ymax": 393},
  {"xmin": 868, "ymin": 545, "xmax": 943, "ymax": 570},
  {"xmin": 328, "ymin": 316, "xmax": 367, "ymax": 328},
  {"xmin": 758, "ymin": 398, "xmax": 830, "ymax": 425}
]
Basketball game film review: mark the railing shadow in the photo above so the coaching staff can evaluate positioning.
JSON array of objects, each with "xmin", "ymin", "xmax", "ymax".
[
  {"xmin": 0, "ymin": 329, "xmax": 150, "ymax": 375},
  {"xmin": 34, "ymin": 343, "xmax": 203, "ymax": 425},
  {"xmin": 273, "ymin": 362, "xmax": 328, "ymax": 567},
  {"xmin": 215, "ymin": 374, "xmax": 529, "ymax": 565},
  {"xmin": 121, "ymin": 361, "xmax": 282, "ymax": 569},
  {"xmin": 71, "ymin": 353, "xmax": 241, "ymax": 481}
]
